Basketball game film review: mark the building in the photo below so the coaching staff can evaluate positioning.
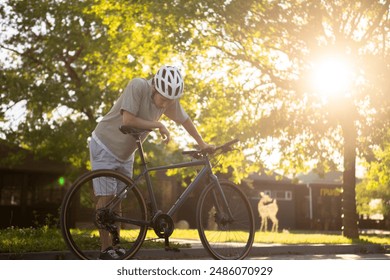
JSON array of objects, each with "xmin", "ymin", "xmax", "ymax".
[
  {"xmin": 245, "ymin": 170, "xmax": 344, "ymax": 231},
  {"xmin": 0, "ymin": 141, "xmax": 68, "ymax": 228},
  {"xmin": 297, "ymin": 171, "xmax": 343, "ymax": 231}
]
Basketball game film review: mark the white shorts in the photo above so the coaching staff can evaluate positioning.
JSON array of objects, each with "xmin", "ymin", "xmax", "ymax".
[{"xmin": 89, "ymin": 137, "xmax": 134, "ymax": 196}]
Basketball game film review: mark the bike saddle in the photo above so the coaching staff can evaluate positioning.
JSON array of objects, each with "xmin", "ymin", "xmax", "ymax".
[{"xmin": 119, "ymin": 125, "xmax": 152, "ymax": 138}]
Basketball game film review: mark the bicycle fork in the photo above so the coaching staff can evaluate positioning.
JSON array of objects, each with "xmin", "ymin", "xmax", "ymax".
[{"xmin": 208, "ymin": 174, "xmax": 235, "ymax": 224}]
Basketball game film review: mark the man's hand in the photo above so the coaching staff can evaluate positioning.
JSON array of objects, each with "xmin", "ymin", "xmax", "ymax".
[
  {"xmin": 199, "ymin": 142, "xmax": 216, "ymax": 154},
  {"xmin": 158, "ymin": 123, "xmax": 170, "ymax": 144}
]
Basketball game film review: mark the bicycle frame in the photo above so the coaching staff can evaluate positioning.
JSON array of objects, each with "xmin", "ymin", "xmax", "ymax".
[{"xmin": 109, "ymin": 136, "xmax": 234, "ymax": 227}]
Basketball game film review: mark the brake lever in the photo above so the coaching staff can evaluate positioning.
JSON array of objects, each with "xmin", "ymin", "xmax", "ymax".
[{"xmin": 182, "ymin": 151, "xmax": 203, "ymax": 159}]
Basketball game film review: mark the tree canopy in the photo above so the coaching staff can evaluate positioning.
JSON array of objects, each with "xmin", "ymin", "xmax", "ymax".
[{"xmin": 357, "ymin": 129, "xmax": 390, "ymax": 223}]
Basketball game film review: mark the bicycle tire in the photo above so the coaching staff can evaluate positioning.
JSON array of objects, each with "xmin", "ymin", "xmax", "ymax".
[
  {"xmin": 60, "ymin": 169, "xmax": 148, "ymax": 260},
  {"xmin": 196, "ymin": 179, "xmax": 255, "ymax": 259}
]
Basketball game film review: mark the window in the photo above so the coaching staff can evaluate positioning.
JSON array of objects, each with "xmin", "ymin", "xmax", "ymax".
[
  {"xmin": 1, "ymin": 185, "xmax": 21, "ymax": 205},
  {"xmin": 0, "ymin": 174, "xmax": 23, "ymax": 206},
  {"xmin": 264, "ymin": 190, "xmax": 292, "ymax": 201}
]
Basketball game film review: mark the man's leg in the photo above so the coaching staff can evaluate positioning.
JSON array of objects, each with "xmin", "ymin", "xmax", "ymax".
[
  {"xmin": 96, "ymin": 193, "xmax": 123, "ymax": 251},
  {"xmin": 96, "ymin": 195, "xmax": 114, "ymax": 251},
  {"xmin": 90, "ymin": 137, "xmax": 133, "ymax": 253}
]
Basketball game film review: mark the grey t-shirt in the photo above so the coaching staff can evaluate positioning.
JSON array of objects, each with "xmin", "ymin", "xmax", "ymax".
[{"xmin": 93, "ymin": 78, "xmax": 189, "ymax": 161}]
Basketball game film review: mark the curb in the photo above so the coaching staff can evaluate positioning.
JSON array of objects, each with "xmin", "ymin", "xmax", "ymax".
[{"xmin": 0, "ymin": 244, "xmax": 386, "ymax": 260}]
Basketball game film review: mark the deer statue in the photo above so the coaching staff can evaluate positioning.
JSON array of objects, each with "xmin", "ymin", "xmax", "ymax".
[
  {"xmin": 207, "ymin": 206, "xmax": 218, "ymax": 230},
  {"xmin": 258, "ymin": 192, "xmax": 279, "ymax": 232}
]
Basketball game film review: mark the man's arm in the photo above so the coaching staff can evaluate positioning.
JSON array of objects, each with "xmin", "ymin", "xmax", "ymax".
[
  {"xmin": 122, "ymin": 110, "xmax": 171, "ymax": 142},
  {"xmin": 181, "ymin": 118, "xmax": 215, "ymax": 151}
]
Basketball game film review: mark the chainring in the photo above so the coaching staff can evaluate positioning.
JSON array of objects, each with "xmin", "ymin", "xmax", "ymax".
[{"xmin": 152, "ymin": 213, "xmax": 174, "ymax": 238}]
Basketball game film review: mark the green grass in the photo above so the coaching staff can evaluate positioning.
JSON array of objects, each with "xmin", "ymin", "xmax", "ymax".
[
  {"xmin": 0, "ymin": 226, "xmax": 67, "ymax": 254},
  {"xmin": 1, "ymin": 227, "xmax": 389, "ymax": 254},
  {"xmin": 253, "ymin": 231, "xmax": 390, "ymax": 245},
  {"xmin": 170, "ymin": 229, "xmax": 390, "ymax": 245}
]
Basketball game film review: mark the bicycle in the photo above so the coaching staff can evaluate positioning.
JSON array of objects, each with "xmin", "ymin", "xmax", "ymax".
[{"xmin": 60, "ymin": 125, "xmax": 255, "ymax": 260}]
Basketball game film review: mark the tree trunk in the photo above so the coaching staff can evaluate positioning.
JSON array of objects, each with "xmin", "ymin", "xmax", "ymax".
[{"xmin": 341, "ymin": 121, "xmax": 359, "ymax": 239}]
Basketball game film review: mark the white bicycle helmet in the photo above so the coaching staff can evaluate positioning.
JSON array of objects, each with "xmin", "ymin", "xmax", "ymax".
[{"xmin": 153, "ymin": 66, "xmax": 184, "ymax": 99}]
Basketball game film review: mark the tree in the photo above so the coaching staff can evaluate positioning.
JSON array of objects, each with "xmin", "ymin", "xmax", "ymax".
[
  {"xmin": 0, "ymin": 0, "xmax": 253, "ymax": 181},
  {"xmin": 357, "ymin": 130, "xmax": 390, "ymax": 227},
  {"xmin": 1, "ymin": 0, "xmax": 111, "ymax": 167},
  {"xmin": 176, "ymin": 0, "xmax": 390, "ymax": 238},
  {"xmin": 0, "ymin": 0, "xmax": 189, "ymax": 169}
]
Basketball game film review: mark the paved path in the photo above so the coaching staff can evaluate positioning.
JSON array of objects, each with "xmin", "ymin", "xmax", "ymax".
[{"xmin": 0, "ymin": 239, "xmax": 388, "ymax": 260}]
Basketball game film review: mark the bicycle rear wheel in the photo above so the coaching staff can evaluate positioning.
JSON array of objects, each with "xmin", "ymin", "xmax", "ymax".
[
  {"xmin": 196, "ymin": 179, "xmax": 255, "ymax": 259},
  {"xmin": 60, "ymin": 169, "xmax": 147, "ymax": 260}
]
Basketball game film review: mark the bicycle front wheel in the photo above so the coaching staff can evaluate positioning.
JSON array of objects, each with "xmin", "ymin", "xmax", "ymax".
[
  {"xmin": 196, "ymin": 179, "xmax": 255, "ymax": 259},
  {"xmin": 60, "ymin": 169, "xmax": 147, "ymax": 260}
]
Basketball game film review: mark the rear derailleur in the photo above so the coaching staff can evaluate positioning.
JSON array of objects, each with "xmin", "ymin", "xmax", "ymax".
[{"xmin": 95, "ymin": 208, "xmax": 120, "ymax": 246}]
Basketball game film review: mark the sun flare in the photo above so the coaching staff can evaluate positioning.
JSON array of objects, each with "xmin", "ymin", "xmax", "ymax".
[{"xmin": 311, "ymin": 56, "xmax": 353, "ymax": 98}]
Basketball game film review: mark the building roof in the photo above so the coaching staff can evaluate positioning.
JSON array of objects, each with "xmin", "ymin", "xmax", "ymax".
[
  {"xmin": 248, "ymin": 169, "xmax": 346, "ymax": 186},
  {"xmin": 248, "ymin": 170, "xmax": 292, "ymax": 184},
  {"xmin": 296, "ymin": 171, "xmax": 343, "ymax": 185}
]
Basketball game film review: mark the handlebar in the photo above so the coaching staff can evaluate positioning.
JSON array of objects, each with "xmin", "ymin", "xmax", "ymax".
[{"xmin": 182, "ymin": 139, "xmax": 239, "ymax": 159}]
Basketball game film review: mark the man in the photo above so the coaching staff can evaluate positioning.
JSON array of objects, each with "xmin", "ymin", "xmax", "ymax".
[{"xmin": 90, "ymin": 65, "xmax": 214, "ymax": 259}]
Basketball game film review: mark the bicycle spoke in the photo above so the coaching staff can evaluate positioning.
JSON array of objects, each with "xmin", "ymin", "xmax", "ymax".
[
  {"xmin": 197, "ymin": 180, "xmax": 255, "ymax": 259},
  {"xmin": 61, "ymin": 170, "xmax": 147, "ymax": 260}
]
